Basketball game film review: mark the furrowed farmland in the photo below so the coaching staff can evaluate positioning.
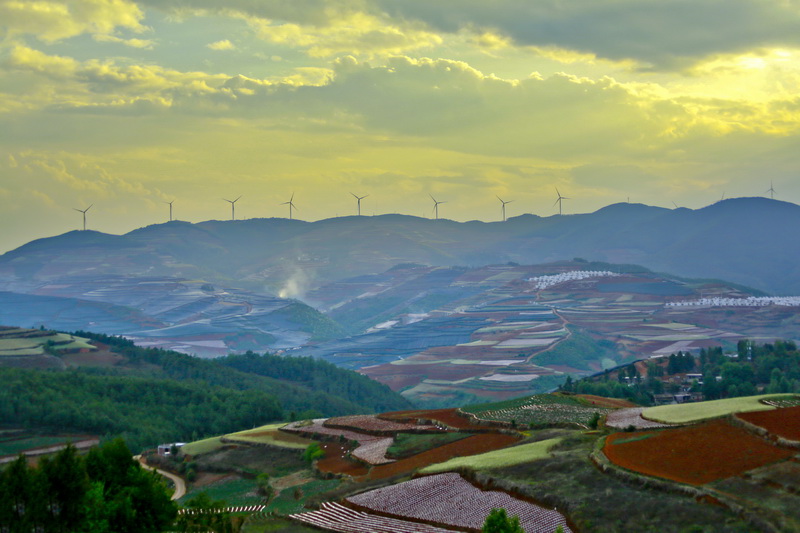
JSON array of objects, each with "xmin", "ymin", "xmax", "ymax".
[
  {"xmin": 346, "ymin": 473, "xmax": 572, "ymax": 533},
  {"xmin": 153, "ymin": 390, "xmax": 800, "ymax": 532}
]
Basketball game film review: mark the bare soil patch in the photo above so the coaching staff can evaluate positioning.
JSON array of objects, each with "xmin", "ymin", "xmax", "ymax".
[
  {"xmin": 604, "ymin": 419, "xmax": 795, "ymax": 485},
  {"xmin": 576, "ymin": 394, "xmax": 637, "ymax": 408},
  {"xmin": 737, "ymin": 405, "xmax": 800, "ymax": 441}
]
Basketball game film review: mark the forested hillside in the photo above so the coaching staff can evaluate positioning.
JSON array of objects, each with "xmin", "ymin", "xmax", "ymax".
[{"xmin": 0, "ymin": 331, "xmax": 411, "ymax": 451}]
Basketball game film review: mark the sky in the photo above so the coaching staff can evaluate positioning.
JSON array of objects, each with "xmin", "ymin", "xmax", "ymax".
[{"xmin": 1, "ymin": 0, "xmax": 799, "ymax": 253}]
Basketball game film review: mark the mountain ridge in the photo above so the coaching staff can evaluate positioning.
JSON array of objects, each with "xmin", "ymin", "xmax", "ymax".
[{"xmin": 2, "ymin": 197, "xmax": 797, "ymax": 295}]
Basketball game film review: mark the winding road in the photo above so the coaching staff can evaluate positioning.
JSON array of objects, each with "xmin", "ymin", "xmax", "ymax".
[{"xmin": 134, "ymin": 455, "xmax": 187, "ymax": 500}]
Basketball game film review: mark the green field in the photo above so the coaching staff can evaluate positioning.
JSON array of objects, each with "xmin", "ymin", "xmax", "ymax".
[
  {"xmin": 420, "ymin": 437, "xmax": 562, "ymax": 474},
  {"xmin": 0, "ymin": 332, "xmax": 94, "ymax": 356},
  {"xmin": 643, "ymin": 394, "xmax": 798, "ymax": 424},
  {"xmin": 181, "ymin": 436, "xmax": 227, "ymax": 456},
  {"xmin": 0, "ymin": 435, "xmax": 89, "ymax": 456},
  {"xmin": 266, "ymin": 479, "xmax": 341, "ymax": 515},
  {"xmin": 224, "ymin": 423, "xmax": 311, "ymax": 450},
  {"xmin": 180, "ymin": 477, "xmax": 264, "ymax": 507}
]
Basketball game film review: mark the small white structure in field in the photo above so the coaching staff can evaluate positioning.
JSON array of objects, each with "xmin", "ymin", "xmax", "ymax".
[{"xmin": 157, "ymin": 442, "xmax": 186, "ymax": 456}]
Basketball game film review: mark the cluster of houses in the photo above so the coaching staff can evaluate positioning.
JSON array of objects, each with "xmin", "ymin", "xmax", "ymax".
[
  {"xmin": 667, "ymin": 296, "xmax": 800, "ymax": 308},
  {"xmin": 526, "ymin": 270, "xmax": 619, "ymax": 290}
]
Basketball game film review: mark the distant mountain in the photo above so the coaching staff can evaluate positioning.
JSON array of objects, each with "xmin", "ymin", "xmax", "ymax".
[{"xmin": 1, "ymin": 198, "xmax": 797, "ymax": 296}]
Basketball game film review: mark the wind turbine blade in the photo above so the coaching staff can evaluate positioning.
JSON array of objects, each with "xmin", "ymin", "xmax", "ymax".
[
  {"xmin": 85, "ymin": 204, "xmax": 93, "ymax": 212},
  {"xmin": 73, "ymin": 208, "xmax": 82, "ymax": 213},
  {"xmin": 553, "ymin": 198, "xmax": 560, "ymax": 207}
]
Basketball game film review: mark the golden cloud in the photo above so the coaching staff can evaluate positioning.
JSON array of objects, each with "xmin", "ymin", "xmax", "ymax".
[
  {"xmin": 207, "ymin": 39, "xmax": 235, "ymax": 51},
  {"xmin": 0, "ymin": 0, "xmax": 145, "ymax": 42}
]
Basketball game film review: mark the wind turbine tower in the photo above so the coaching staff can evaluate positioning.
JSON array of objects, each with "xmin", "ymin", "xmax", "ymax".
[
  {"xmin": 351, "ymin": 193, "xmax": 368, "ymax": 216},
  {"xmin": 553, "ymin": 188, "xmax": 570, "ymax": 215},
  {"xmin": 767, "ymin": 181, "xmax": 776, "ymax": 200},
  {"xmin": 430, "ymin": 194, "xmax": 445, "ymax": 220},
  {"xmin": 282, "ymin": 193, "xmax": 297, "ymax": 220},
  {"xmin": 166, "ymin": 200, "xmax": 175, "ymax": 222},
  {"xmin": 74, "ymin": 205, "xmax": 92, "ymax": 231},
  {"xmin": 497, "ymin": 196, "xmax": 512, "ymax": 222},
  {"xmin": 223, "ymin": 196, "xmax": 241, "ymax": 220}
]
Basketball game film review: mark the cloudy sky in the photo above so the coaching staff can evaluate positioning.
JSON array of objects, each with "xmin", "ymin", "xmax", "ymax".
[{"xmin": 1, "ymin": 0, "xmax": 798, "ymax": 252}]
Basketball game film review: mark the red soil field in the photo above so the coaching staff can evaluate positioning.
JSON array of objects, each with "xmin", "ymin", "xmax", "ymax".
[
  {"xmin": 362, "ymin": 433, "xmax": 520, "ymax": 480},
  {"xmin": 738, "ymin": 406, "xmax": 800, "ymax": 441},
  {"xmin": 380, "ymin": 408, "xmax": 488, "ymax": 430},
  {"xmin": 316, "ymin": 442, "xmax": 370, "ymax": 478},
  {"xmin": 604, "ymin": 419, "xmax": 795, "ymax": 485},
  {"xmin": 315, "ymin": 432, "xmax": 519, "ymax": 481},
  {"xmin": 576, "ymin": 395, "xmax": 637, "ymax": 409}
]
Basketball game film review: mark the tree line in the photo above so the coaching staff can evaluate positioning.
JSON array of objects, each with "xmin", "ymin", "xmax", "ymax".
[{"xmin": 561, "ymin": 340, "xmax": 800, "ymax": 404}]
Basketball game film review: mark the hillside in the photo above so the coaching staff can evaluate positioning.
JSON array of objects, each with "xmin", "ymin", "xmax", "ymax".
[
  {"xmin": 298, "ymin": 261, "xmax": 800, "ymax": 406},
  {"xmin": 0, "ymin": 329, "xmax": 412, "ymax": 451},
  {"xmin": 148, "ymin": 391, "xmax": 800, "ymax": 532},
  {"xmin": 0, "ymin": 279, "xmax": 345, "ymax": 356},
  {"xmin": 1, "ymin": 198, "xmax": 798, "ymax": 295}
]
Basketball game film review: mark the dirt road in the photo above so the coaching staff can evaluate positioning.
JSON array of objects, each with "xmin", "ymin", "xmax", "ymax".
[{"xmin": 135, "ymin": 455, "xmax": 187, "ymax": 500}]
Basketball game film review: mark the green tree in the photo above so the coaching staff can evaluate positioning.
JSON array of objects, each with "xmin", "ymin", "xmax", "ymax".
[
  {"xmin": 39, "ymin": 444, "xmax": 90, "ymax": 532},
  {"xmin": 482, "ymin": 508, "xmax": 524, "ymax": 533},
  {"xmin": 302, "ymin": 443, "xmax": 325, "ymax": 463}
]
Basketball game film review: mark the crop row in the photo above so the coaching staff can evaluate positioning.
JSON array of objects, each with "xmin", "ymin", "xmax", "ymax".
[
  {"xmin": 291, "ymin": 502, "xmax": 454, "ymax": 533},
  {"xmin": 468, "ymin": 403, "xmax": 612, "ymax": 427},
  {"xmin": 347, "ymin": 472, "xmax": 571, "ymax": 532}
]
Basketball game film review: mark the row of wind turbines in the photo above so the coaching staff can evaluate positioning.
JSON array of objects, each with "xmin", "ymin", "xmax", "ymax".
[{"xmin": 71, "ymin": 181, "xmax": 780, "ymax": 230}]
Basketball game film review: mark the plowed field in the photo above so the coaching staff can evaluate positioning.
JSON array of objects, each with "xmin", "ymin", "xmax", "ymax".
[
  {"xmin": 604, "ymin": 419, "xmax": 794, "ymax": 485},
  {"xmin": 380, "ymin": 408, "xmax": 488, "ymax": 430},
  {"xmin": 576, "ymin": 395, "xmax": 637, "ymax": 408},
  {"xmin": 738, "ymin": 406, "xmax": 800, "ymax": 441}
]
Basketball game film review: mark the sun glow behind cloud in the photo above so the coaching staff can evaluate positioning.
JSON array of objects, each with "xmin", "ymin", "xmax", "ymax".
[{"xmin": 0, "ymin": 0, "xmax": 799, "ymax": 252}]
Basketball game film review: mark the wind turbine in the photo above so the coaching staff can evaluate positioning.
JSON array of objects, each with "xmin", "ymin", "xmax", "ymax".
[
  {"xmin": 767, "ymin": 181, "xmax": 776, "ymax": 200},
  {"xmin": 430, "ymin": 194, "xmax": 445, "ymax": 220},
  {"xmin": 553, "ymin": 188, "xmax": 569, "ymax": 215},
  {"xmin": 165, "ymin": 200, "xmax": 175, "ymax": 222},
  {"xmin": 672, "ymin": 201, "xmax": 679, "ymax": 209},
  {"xmin": 282, "ymin": 193, "xmax": 297, "ymax": 220},
  {"xmin": 223, "ymin": 196, "xmax": 241, "ymax": 220},
  {"xmin": 351, "ymin": 193, "xmax": 368, "ymax": 216},
  {"xmin": 497, "ymin": 196, "xmax": 512, "ymax": 222},
  {"xmin": 73, "ymin": 204, "xmax": 92, "ymax": 231}
]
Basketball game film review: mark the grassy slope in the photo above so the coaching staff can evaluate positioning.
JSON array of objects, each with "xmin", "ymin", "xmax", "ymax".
[
  {"xmin": 420, "ymin": 437, "xmax": 562, "ymax": 474},
  {"xmin": 643, "ymin": 393, "xmax": 796, "ymax": 424}
]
